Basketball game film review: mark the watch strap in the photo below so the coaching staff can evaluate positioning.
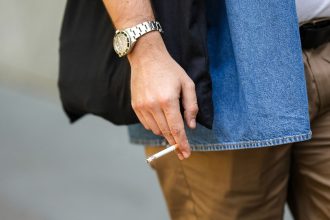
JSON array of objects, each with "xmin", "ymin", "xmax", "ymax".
[{"xmin": 126, "ymin": 21, "xmax": 163, "ymax": 42}]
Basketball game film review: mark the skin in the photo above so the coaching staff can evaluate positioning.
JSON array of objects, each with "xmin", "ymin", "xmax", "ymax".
[{"xmin": 103, "ymin": 0, "xmax": 199, "ymax": 160}]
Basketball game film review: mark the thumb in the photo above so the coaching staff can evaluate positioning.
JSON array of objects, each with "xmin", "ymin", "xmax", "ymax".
[{"xmin": 181, "ymin": 78, "xmax": 199, "ymax": 129}]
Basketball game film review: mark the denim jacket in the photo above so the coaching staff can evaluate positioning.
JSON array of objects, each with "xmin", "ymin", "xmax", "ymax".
[{"xmin": 128, "ymin": 0, "xmax": 312, "ymax": 151}]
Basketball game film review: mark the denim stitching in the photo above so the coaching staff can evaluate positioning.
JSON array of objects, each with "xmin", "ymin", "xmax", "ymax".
[{"xmin": 130, "ymin": 131, "xmax": 312, "ymax": 151}]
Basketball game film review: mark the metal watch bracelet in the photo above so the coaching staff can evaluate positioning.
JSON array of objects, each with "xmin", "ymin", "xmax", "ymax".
[{"xmin": 126, "ymin": 21, "xmax": 163, "ymax": 42}]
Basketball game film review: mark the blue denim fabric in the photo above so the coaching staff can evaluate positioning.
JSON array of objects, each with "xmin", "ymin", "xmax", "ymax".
[{"xmin": 127, "ymin": 0, "xmax": 312, "ymax": 151}]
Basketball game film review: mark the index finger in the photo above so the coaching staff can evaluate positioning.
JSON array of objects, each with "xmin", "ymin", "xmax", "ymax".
[{"xmin": 162, "ymin": 99, "xmax": 191, "ymax": 159}]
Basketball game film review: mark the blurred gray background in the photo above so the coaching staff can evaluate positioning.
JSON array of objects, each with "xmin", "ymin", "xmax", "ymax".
[{"xmin": 0, "ymin": 1, "xmax": 293, "ymax": 219}]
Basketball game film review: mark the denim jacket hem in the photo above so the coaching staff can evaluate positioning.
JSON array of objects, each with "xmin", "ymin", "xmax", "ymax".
[{"xmin": 130, "ymin": 131, "xmax": 312, "ymax": 151}]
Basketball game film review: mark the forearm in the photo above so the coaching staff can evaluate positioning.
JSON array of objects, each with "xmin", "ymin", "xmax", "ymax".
[{"xmin": 102, "ymin": 0, "xmax": 155, "ymax": 29}]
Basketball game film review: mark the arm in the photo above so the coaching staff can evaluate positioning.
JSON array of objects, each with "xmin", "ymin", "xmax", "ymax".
[{"xmin": 103, "ymin": 0, "xmax": 198, "ymax": 159}]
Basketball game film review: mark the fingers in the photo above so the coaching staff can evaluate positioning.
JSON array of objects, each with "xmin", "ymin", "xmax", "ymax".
[
  {"xmin": 132, "ymin": 102, "xmax": 158, "ymax": 133},
  {"xmin": 134, "ymin": 110, "xmax": 150, "ymax": 130},
  {"xmin": 163, "ymin": 98, "xmax": 191, "ymax": 159},
  {"xmin": 133, "ymin": 101, "xmax": 176, "ymax": 144},
  {"xmin": 151, "ymin": 108, "xmax": 176, "ymax": 145},
  {"xmin": 132, "ymin": 95, "xmax": 191, "ymax": 160},
  {"xmin": 151, "ymin": 108, "xmax": 185, "ymax": 159},
  {"xmin": 141, "ymin": 111, "xmax": 162, "ymax": 136},
  {"xmin": 181, "ymin": 79, "xmax": 198, "ymax": 129}
]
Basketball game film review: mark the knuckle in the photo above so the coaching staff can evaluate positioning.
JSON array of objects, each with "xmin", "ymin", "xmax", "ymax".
[
  {"xmin": 142, "ymin": 99, "xmax": 156, "ymax": 109},
  {"xmin": 170, "ymin": 126, "xmax": 182, "ymax": 136},
  {"xmin": 189, "ymin": 104, "xmax": 199, "ymax": 114},
  {"xmin": 161, "ymin": 130, "xmax": 172, "ymax": 137},
  {"xmin": 185, "ymin": 104, "xmax": 199, "ymax": 116},
  {"xmin": 133, "ymin": 102, "xmax": 143, "ymax": 110},
  {"xmin": 180, "ymin": 139, "xmax": 189, "ymax": 149},
  {"xmin": 159, "ymin": 96, "xmax": 173, "ymax": 107}
]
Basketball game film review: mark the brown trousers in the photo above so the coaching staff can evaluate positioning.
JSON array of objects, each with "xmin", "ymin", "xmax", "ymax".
[{"xmin": 144, "ymin": 42, "xmax": 330, "ymax": 220}]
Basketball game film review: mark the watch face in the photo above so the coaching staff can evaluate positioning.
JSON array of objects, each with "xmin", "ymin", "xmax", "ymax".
[{"xmin": 113, "ymin": 31, "xmax": 131, "ymax": 57}]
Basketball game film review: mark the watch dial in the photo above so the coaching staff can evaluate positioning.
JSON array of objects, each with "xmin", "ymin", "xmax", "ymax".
[{"xmin": 114, "ymin": 32, "xmax": 130, "ymax": 56}]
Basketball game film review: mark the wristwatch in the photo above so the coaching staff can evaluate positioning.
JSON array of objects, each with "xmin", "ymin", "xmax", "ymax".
[{"xmin": 113, "ymin": 21, "xmax": 163, "ymax": 57}]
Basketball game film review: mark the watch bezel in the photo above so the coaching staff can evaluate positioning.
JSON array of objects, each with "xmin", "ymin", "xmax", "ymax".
[{"xmin": 113, "ymin": 30, "xmax": 132, "ymax": 57}]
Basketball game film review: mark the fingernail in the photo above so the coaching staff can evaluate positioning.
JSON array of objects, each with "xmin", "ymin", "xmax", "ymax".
[
  {"xmin": 189, "ymin": 119, "xmax": 196, "ymax": 128},
  {"xmin": 182, "ymin": 151, "xmax": 190, "ymax": 159},
  {"xmin": 177, "ymin": 153, "xmax": 184, "ymax": 160}
]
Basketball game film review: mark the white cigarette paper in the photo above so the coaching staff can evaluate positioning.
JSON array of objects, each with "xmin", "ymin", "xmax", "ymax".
[{"xmin": 146, "ymin": 144, "xmax": 178, "ymax": 163}]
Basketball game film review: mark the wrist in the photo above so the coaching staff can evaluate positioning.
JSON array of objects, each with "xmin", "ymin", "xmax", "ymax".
[{"xmin": 127, "ymin": 31, "xmax": 168, "ymax": 66}]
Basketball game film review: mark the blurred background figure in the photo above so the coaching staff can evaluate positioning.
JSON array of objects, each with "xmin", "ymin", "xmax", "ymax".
[{"xmin": 0, "ymin": 1, "xmax": 295, "ymax": 219}]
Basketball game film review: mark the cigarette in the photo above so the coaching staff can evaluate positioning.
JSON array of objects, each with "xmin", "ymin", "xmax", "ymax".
[{"xmin": 146, "ymin": 144, "xmax": 178, "ymax": 163}]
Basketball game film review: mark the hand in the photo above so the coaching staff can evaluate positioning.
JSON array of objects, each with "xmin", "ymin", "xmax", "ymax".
[{"xmin": 128, "ymin": 32, "xmax": 198, "ymax": 160}]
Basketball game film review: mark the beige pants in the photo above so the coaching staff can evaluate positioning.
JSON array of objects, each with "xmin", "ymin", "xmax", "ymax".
[{"xmin": 144, "ymin": 42, "xmax": 330, "ymax": 220}]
